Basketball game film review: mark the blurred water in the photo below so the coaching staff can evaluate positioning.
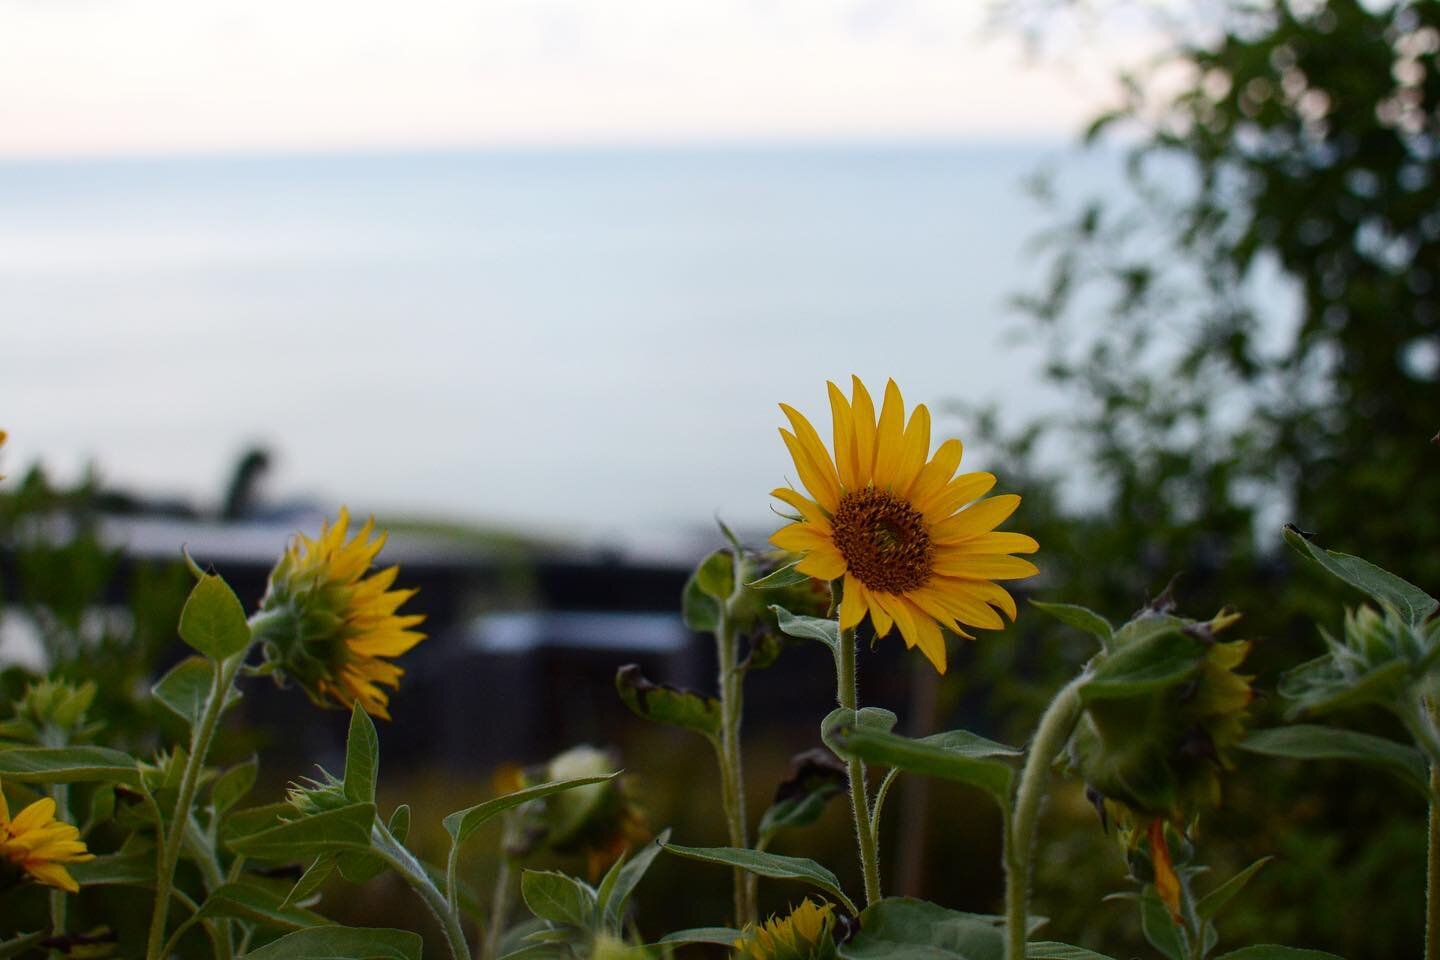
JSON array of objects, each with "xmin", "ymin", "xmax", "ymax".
[{"xmin": 0, "ymin": 143, "xmax": 1115, "ymax": 546}]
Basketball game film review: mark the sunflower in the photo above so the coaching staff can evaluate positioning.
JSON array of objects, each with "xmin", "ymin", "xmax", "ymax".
[
  {"xmin": 770, "ymin": 377, "xmax": 1037, "ymax": 673},
  {"xmin": 0, "ymin": 781, "xmax": 94, "ymax": 893},
  {"xmin": 255, "ymin": 508, "xmax": 426, "ymax": 720},
  {"xmin": 733, "ymin": 899, "xmax": 836, "ymax": 960}
]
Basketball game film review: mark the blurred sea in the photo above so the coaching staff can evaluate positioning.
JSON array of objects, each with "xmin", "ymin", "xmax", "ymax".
[{"xmin": 0, "ymin": 143, "xmax": 1120, "ymax": 549}]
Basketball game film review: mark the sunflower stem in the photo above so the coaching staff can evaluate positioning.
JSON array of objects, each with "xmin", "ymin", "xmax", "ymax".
[
  {"xmin": 483, "ymin": 853, "xmax": 513, "ymax": 960},
  {"xmin": 716, "ymin": 591, "xmax": 757, "ymax": 926},
  {"xmin": 1408, "ymin": 695, "xmax": 1440, "ymax": 960},
  {"xmin": 374, "ymin": 820, "xmax": 473, "ymax": 960},
  {"xmin": 1004, "ymin": 676, "xmax": 1084, "ymax": 960},
  {"xmin": 836, "ymin": 622, "xmax": 882, "ymax": 907},
  {"xmin": 145, "ymin": 651, "xmax": 245, "ymax": 960}
]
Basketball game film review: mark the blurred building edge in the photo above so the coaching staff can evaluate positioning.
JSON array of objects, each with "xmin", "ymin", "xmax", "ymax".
[{"xmin": 0, "ymin": 511, "xmax": 707, "ymax": 773}]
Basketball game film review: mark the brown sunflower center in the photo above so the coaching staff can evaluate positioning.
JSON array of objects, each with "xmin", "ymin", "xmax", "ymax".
[{"xmin": 831, "ymin": 488, "xmax": 933, "ymax": 594}]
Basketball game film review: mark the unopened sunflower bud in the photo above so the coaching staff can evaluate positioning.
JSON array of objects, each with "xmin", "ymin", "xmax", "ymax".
[{"xmin": 1, "ymin": 680, "xmax": 97, "ymax": 745}]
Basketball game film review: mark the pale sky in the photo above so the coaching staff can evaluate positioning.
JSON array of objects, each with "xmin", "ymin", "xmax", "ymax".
[{"xmin": 0, "ymin": 0, "xmax": 1147, "ymax": 158}]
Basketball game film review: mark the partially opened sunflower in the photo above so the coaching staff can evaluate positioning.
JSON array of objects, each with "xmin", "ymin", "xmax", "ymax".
[
  {"xmin": 0, "ymin": 781, "xmax": 93, "ymax": 893},
  {"xmin": 770, "ymin": 377, "xmax": 1037, "ymax": 672}
]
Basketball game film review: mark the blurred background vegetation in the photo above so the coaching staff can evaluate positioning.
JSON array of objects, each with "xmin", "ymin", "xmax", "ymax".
[{"xmin": 2, "ymin": 0, "xmax": 1439, "ymax": 957}]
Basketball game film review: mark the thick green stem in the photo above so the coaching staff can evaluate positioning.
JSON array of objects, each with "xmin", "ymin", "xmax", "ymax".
[
  {"xmin": 146, "ymin": 653, "xmax": 243, "ymax": 960},
  {"xmin": 836, "ymin": 624, "xmax": 882, "ymax": 907},
  {"xmin": 375, "ymin": 823, "xmax": 472, "ymax": 960},
  {"xmin": 716, "ymin": 605, "xmax": 757, "ymax": 926},
  {"xmin": 483, "ymin": 854, "xmax": 513, "ymax": 960},
  {"xmin": 1004, "ymin": 677, "xmax": 1085, "ymax": 960}
]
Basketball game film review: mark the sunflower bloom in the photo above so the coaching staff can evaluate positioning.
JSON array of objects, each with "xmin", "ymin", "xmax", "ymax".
[
  {"xmin": 733, "ymin": 899, "xmax": 836, "ymax": 960},
  {"xmin": 770, "ymin": 377, "xmax": 1038, "ymax": 673},
  {"xmin": 256, "ymin": 508, "xmax": 426, "ymax": 720},
  {"xmin": 0, "ymin": 782, "xmax": 93, "ymax": 893}
]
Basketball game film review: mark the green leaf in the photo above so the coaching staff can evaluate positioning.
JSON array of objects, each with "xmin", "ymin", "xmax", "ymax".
[
  {"xmin": 387, "ymin": 804, "xmax": 411, "ymax": 845},
  {"xmin": 1284, "ymin": 525, "xmax": 1439, "ymax": 628},
  {"xmin": 443, "ymin": 774, "xmax": 617, "ymax": 846},
  {"xmin": 1026, "ymin": 945, "xmax": 1119, "ymax": 960},
  {"xmin": 1277, "ymin": 656, "xmax": 1410, "ymax": 717},
  {"xmin": 599, "ymin": 828, "xmax": 669, "ymax": 931},
  {"xmin": 824, "ymin": 719, "xmax": 1014, "ymax": 808},
  {"xmin": 179, "ymin": 573, "xmax": 252, "ymax": 660},
  {"xmin": 658, "ymin": 928, "xmax": 744, "ymax": 946},
  {"xmin": 682, "ymin": 571, "xmax": 721, "ymax": 632},
  {"xmin": 659, "ymin": 842, "xmax": 857, "ymax": 916},
  {"xmin": 198, "ymin": 881, "xmax": 327, "ymax": 930},
  {"xmin": 757, "ymin": 750, "xmax": 847, "ymax": 845},
  {"xmin": 839, "ymin": 898, "xmax": 1005, "ymax": 960},
  {"xmin": 241, "ymin": 925, "xmax": 422, "ymax": 960},
  {"xmin": 521, "ymin": 870, "xmax": 597, "ymax": 929},
  {"xmin": 0, "ymin": 746, "xmax": 139, "ymax": 785},
  {"xmin": 771, "ymin": 606, "xmax": 839, "ymax": 653},
  {"xmin": 748, "ymin": 560, "xmax": 812, "ymax": 589},
  {"xmin": 281, "ymin": 856, "xmax": 337, "ymax": 910},
  {"xmin": 1138, "ymin": 892, "xmax": 1186, "ymax": 960},
  {"xmin": 211, "ymin": 757, "xmax": 259, "ymax": 816},
  {"xmin": 820, "ymin": 706, "xmax": 898, "ymax": 756},
  {"xmin": 0, "ymin": 933, "xmax": 47, "ymax": 960},
  {"xmin": 68, "ymin": 852, "xmax": 155, "ymax": 887},
  {"xmin": 918, "ymin": 730, "xmax": 1022, "ymax": 758},
  {"xmin": 1197, "ymin": 856, "xmax": 1273, "ymax": 920},
  {"xmin": 1030, "ymin": 601, "xmax": 1114, "ymax": 648},
  {"xmin": 694, "ymin": 549, "xmax": 736, "ymax": 600},
  {"xmin": 1079, "ymin": 629, "xmax": 1206, "ymax": 702},
  {"xmin": 152, "ymin": 657, "xmax": 216, "ymax": 728},
  {"xmin": 1240, "ymin": 725, "xmax": 1429, "ymax": 797},
  {"xmin": 615, "ymin": 665, "xmax": 720, "ymax": 740},
  {"xmin": 228, "ymin": 803, "xmax": 376, "ymax": 859},
  {"xmin": 337, "ymin": 850, "xmax": 387, "ymax": 884},
  {"xmin": 344, "ymin": 702, "xmax": 380, "ymax": 804},
  {"xmin": 1214, "ymin": 949, "xmax": 1346, "ymax": 960}
]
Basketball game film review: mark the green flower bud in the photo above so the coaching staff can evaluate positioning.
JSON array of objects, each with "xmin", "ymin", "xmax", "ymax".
[
  {"xmin": 285, "ymin": 769, "xmax": 349, "ymax": 816},
  {"xmin": 0, "ymin": 680, "xmax": 98, "ymax": 745}
]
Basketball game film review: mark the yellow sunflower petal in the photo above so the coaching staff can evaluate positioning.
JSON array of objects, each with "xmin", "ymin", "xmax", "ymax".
[
  {"xmin": 930, "ymin": 494, "xmax": 1022, "ymax": 543},
  {"xmin": 920, "ymin": 472, "xmax": 998, "ymax": 521},
  {"xmin": 873, "ymin": 591, "xmax": 921, "ymax": 650},
  {"xmin": 932, "ymin": 554, "xmax": 1039, "ymax": 580},
  {"xmin": 850, "ymin": 376, "xmax": 878, "ymax": 482},
  {"xmin": 827, "ymin": 381, "xmax": 859, "ymax": 491},
  {"xmin": 872, "ymin": 380, "xmax": 907, "ymax": 489},
  {"xmin": 770, "ymin": 487, "xmax": 832, "ymax": 531},
  {"xmin": 780, "ymin": 403, "xmax": 842, "ymax": 503},
  {"xmin": 795, "ymin": 548, "xmax": 847, "ymax": 581},
  {"xmin": 25, "ymin": 861, "xmax": 79, "ymax": 894},
  {"xmin": 770, "ymin": 522, "xmax": 834, "ymax": 554},
  {"xmin": 892, "ymin": 403, "xmax": 932, "ymax": 495},
  {"xmin": 938, "ymin": 532, "xmax": 1040, "ymax": 556},
  {"xmin": 779, "ymin": 429, "xmax": 841, "ymax": 512},
  {"xmin": 839, "ymin": 573, "xmax": 868, "ymax": 630},
  {"xmin": 10, "ymin": 798, "xmax": 56, "ymax": 836},
  {"xmin": 910, "ymin": 613, "xmax": 948, "ymax": 674},
  {"xmin": 907, "ymin": 438, "xmax": 963, "ymax": 504}
]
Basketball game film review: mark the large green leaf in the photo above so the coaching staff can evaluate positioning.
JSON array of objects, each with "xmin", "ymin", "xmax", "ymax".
[
  {"xmin": 820, "ymin": 706, "xmax": 898, "ymax": 757},
  {"xmin": 443, "ymin": 774, "xmax": 617, "ymax": 845},
  {"xmin": 1030, "ymin": 601, "xmax": 1114, "ymax": 648},
  {"xmin": 1197, "ymin": 857, "xmax": 1273, "ymax": 921},
  {"xmin": 694, "ymin": 549, "xmax": 736, "ymax": 600},
  {"xmin": 1026, "ymin": 945, "xmax": 1118, "ymax": 960},
  {"xmin": 1240, "ymin": 725, "xmax": 1429, "ymax": 797},
  {"xmin": 343, "ymin": 702, "xmax": 379, "ymax": 804},
  {"xmin": 614, "ymin": 665, "xmax": 720, "ymax": 740},
  {"xmin": 211, "ymin": 758, "xmax": 260, "ymax": 817},
  {"xmin": 1138, "ymin": 892, "xmax": 1185, "ymax": 960},
  {"xmin": 598, "ymin": 829, "xmax": 669, "ymax": 931},
  {"xmin": 0, "ymin": 746, "xmax": 139, "ymax": 785},
  {"xmin": 228, "ymin": 803, "xmax": 376, "ymax": 859},
  {"xmin": 521, "ymin": 870, "xmax": 597, "ymax": 929},
  {"xmin": 1080, "ymin": 629, "xmax": 1206, "ymax": 703},
  {"xmin": 153, "ymin": 657, "xmax": 221, "ymax": 728},
  {"xmin": 771, "ymin": 606, "xmax": 840, "ymax": 654},
  {"xmin": 823, "ymin": 719, "xmax": 1014, "ymax": 807},
  {"xmin": 659, "ymin": 842, "xmax": 856, "ymax": 915},
  {"xmin": 1277, "ymin": 655, "xmax": 1410, "ymax": 717},
  {"xmin": 1214, "ymin": 949, "xmax": 1346, "ymax": 960},
  {"xmin": 241, "ymin": 925, "xmax": 422, "ymax": 960},
  {"xmin": 1284, "ymin": 525, "xmax": 1438, "ymax": 628},
  {"xmin": 198, "ymin": 882, "xmax": 327, "ymax": 930},
  {"xmin": 657, "ymin": 928, "xmax": 744, "ymax": 946},
  {"xmin": 838, "ymin": 898, "xmax": 1005, "ymax": 960},
  {"xmin": 68, "ymin": 852, "xmax": 155, "ymax": 887},
  {"xmin": 179, "ymin": 573, "xmax": 252, "ymax": 660}
]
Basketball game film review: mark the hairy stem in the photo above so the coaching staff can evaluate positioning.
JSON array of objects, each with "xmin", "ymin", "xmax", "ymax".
[
  {"xmin": 374, "ymin": 822, "xmax": 472, "ymax": 960},
  {"xmin": 146, "ymin": 653, "xmax": 243, "ymax": 960},
  {"xmin": 483, "ymin": 854, "xmax": 513, "ymax": 960},
  {"xmin": 716, "ymin": 603, "xmax": 757, "ymax": 926},
  {"xmin": 836, "ymin": 623, "xmax": 882, "ymax": 907},
  {"xmin": 1004, "ymin": 677, "xmax": 1085, "ymax": 960}
]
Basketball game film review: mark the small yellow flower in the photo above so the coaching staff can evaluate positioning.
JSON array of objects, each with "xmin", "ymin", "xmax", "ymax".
[
  {"xmin": 734, "ymin": 899, "xmax": 836, "ymax": 960},
  {"xmin": 770, "ymin": 377, "xmax": 1038, "ymax": 673},
  {"xmin": 256, "ymin": 508, "xmax": 426, "ymax": 720},
  {"xmin": 0, "ymin": 780, "xmax": 94, "ymax": 894}
]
